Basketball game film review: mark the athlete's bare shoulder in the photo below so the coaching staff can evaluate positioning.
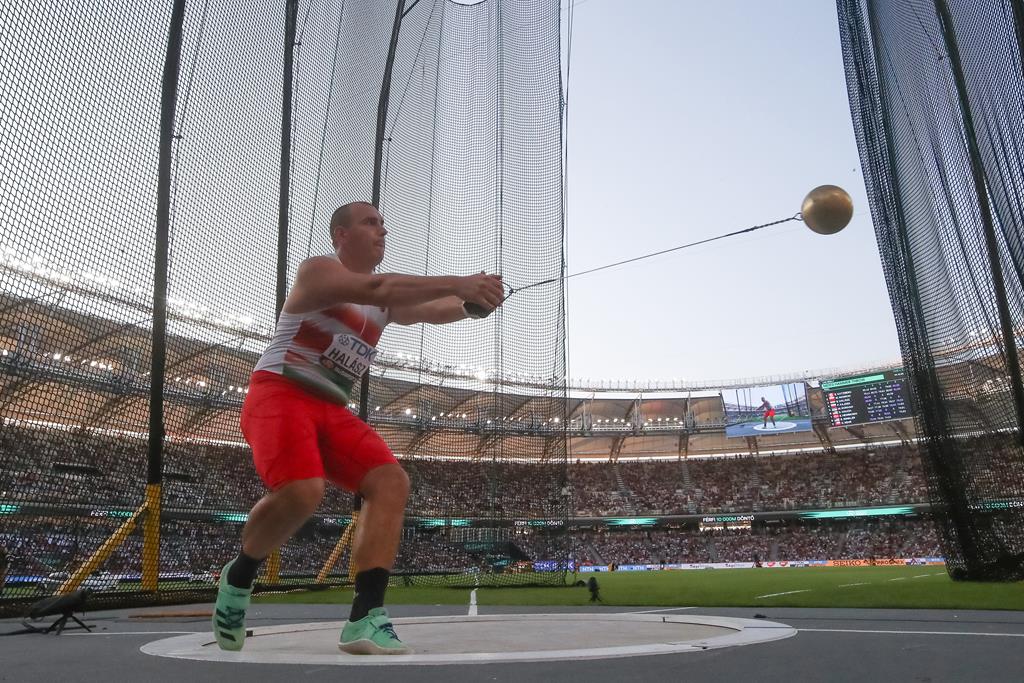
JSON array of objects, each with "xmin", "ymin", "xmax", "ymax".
[
  {"xmin": 286, "ymin": 256, "xmax": 349, "ymax": 314},
  {"xmin": 297, "ymin": 254, "xmax": 345, "ymax": 274},
  {"xmin": 285, "ymin": 256, "xmax": 387, "ymax": 314}
]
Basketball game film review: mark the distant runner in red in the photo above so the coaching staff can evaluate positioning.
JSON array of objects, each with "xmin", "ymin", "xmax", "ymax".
[{"xmin": 760, "ymin": 397, "xmax": 776, "ymax": 428}]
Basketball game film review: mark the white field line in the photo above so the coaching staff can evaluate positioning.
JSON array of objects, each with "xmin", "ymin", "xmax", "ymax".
[
  {"xmin": 755, "ymin": 589, "xmax": 811, "ymax": 599},
  {"xmin": 837, "ymin": 582, "xmax": 871, "ymax": 588},
  {"xmin": 625, "ymin": 607, "xmax": 698, "ymax": 614},
  {"xmin": 468, "ymin": 588, "xmax": 478, "ymax": 616},
  {"xmin": 888, "ymin": 577, "xmax": 907, "ymax": 581},
  {"xmin": 931, "ymin": 572, "xmax": 946, "ymax": 576},
  {"xmin": 800, "ymin": 628, "xmax": 1024, "ymax": 638},
  {"xmin": 66, "ymin": 631, "xmax": 199, "ymax": 636},
  {"xmin": 912, "ymin": 574, "xmax": 931, "ymax": 578}
]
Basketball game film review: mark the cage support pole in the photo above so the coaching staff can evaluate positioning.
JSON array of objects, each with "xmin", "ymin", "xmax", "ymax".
[{"xmin": 350, "ymin": 0, "xmax": 408, "ymax": 579}]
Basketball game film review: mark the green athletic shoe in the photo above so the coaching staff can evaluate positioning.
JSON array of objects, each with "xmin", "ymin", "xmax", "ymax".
[
  {"xmin": 339, "ymin": 607, "xmax": 410, "ymax": 655},
  {"xmin": 212, "ymin": 559, "xmax": 252, "ymax": 651}
]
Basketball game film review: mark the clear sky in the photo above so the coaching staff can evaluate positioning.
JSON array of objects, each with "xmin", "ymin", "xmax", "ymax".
[{"xmin": 562, "ymin": 0, "xmax": 901, "ymax": 384}]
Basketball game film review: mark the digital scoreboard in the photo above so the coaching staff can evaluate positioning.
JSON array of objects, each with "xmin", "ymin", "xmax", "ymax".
[
  {"xmin": 699, "ymin": 514, "xmax": 753, "ymax": 532},
  {"xmin": 821, "ymin": 369, "xmax": 913, "ymax": 427}
]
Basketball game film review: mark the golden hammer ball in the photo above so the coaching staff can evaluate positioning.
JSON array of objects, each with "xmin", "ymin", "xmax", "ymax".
[{"xmin": 801, "ymin": 184, "xmax": 854, "ymax": 235}]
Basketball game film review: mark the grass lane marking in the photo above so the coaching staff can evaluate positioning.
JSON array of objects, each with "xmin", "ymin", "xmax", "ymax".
[
  {"xmin": 755, "ymin": 589, "xmax": 811, "ymax": 599},
  {"xmin": 888, "ymin": 577, "xmax": 907, "ymax": 581},
  {"xmin": 837, "ymin": 582, "xmax": 871, "ymax": 588},
  {"xmin": 912, "ymin": 574, "xmax": 931, "ymax": 578},
  {"xmin": 626, "ymin": 607, "xmax": 698, "ymax": 614}
]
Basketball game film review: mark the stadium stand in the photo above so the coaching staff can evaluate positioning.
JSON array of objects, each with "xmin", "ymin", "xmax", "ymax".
[{"xmin": 0, "ymin": 419, "xmax": 945, "ymax": 584}]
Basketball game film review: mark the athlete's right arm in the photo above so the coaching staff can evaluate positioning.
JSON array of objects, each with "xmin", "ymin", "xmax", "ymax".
[{"xmin": 283, "ymin": 256, "xmax": 504, "ymax": 314}]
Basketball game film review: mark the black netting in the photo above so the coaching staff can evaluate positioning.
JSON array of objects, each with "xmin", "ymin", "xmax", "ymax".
[
  {"xmin": 323, "ymin": 0, "xmax": 571, "ymax": 587},
  {"xmin": 838, "ymin": 0, "xmax": 1024, "ymax": 579},
  {"xmin": 0, "ymin": 0, "xmax": 567, "ymax": 615}
]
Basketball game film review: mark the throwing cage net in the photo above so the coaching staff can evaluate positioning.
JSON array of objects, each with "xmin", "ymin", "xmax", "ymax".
[
  {"xmin": 838, "ymin": 0, "xmax": 1024, "ymax": 580},
  {"xmin": 0, "ymin": 0, "xmax": 568, "ymax": 616}
]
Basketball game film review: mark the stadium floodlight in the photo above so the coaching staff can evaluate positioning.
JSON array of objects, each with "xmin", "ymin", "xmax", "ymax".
[{"xmin": 404, "ymin": 408, "xmax": 412, "ymax": 415}]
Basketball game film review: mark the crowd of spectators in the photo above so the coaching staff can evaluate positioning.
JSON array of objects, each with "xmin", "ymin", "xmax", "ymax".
[
  {"xmin": 394, "ymin": 535, "xmax": 477, "ymax": 573},
  {"xmin": 404, "ymin": 459, "xmax": 567, "ymax": 519},
  {"xmin": 842, "ymin": 520, "xmax": 940, "ymax": 559},
  {"xmin": 574, "ymin": 521, "xmax": 941, "ymax": 566},
  {"xmin": 569, "ymin": 461, "xmax": 624, "ymax": 516},
  {"xmin": 0, "ymin": 516, "xmax": 943, "ymax": 593},
  {"xmin": 752, "ymin": 448, "xmax": 921, "ymax": 510},
  {"xmin": 0, "ymin": 516, "xmax": 484, "ymax": 585},
  {"xmin": 576, "ymin": 530, "xmax": 711, "ymax": 565},
  {"xmin": 615, "ymin": 461, "xmax": 685, "ymax": 515},
  {"xmin": 774, "ymin": 525, "xmax": 837, "ymax": 560},
  {"xmin": 0, "ymin": 423, "xmax": 965, "ymax": 590},
  {"xmin": 570, "ymin": 445, "xmax": 931, "ymax": 516},
  {"xmin": 708, "ymin": 529, "xmax": 773, "ymax": 563},
  {"xmin": 1, "ymin": 424, "xmax": 937, "ymax": 518}
]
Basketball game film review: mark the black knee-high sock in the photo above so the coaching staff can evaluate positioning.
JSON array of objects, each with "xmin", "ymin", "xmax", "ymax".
[
  {"xmin": 349, "ymin": 567, "xmax": 390, "ymax": 621},
  {"xmin": 226, "ymin": 551, "xmax": 264, "ymax": 589}
]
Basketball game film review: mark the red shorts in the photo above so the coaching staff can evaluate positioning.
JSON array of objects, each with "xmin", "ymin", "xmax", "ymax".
[
  {"xmin": 240, "ymin": 370, "xmax": 397, "ymax": 492},
  {"xmin": 765, "ymin": 409, "xmax": 776, "ymax": 418}
]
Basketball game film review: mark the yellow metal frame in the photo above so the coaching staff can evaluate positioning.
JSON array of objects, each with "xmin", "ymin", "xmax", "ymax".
[
  {"xmin": 347, "ymin": 510, "xmax": 360, "ymax": 581},
  {"xmin": 60, "ymin": 483, "xmax": 360, "ymax": 594},
  {"xmin": 58, "ymin": 483, "xmax": 162, "ymax": 594},
  {"xmin": 316, "ymin": 511, "xmax": 359, "ymax": 583},
  {"xmin": 142, "ymin": 483, "xmax": 161, "ymax": 591},
  {"xmin": 261, "ymin": 549, "xmax": 281, "ymax": 584}
]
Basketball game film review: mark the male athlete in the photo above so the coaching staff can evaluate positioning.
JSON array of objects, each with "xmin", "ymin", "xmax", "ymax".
[
  {"xmin": 212, "ymin": 202, "xmax": 504, "ymax": 654},
  {"xmin": 759, "ymin": 396, "xmax": 776, "ymax": 429}
]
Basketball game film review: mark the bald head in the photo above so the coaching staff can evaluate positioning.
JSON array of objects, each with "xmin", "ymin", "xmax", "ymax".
[
  {"xmin": 330, "ymin": 201, "xmax": 376, "ymax": 242},
  {"xmin": 328, "ymin": 201, "xmax": 387, "ymax": 272}
]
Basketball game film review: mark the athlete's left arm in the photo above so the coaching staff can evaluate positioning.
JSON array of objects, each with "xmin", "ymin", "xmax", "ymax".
[{"xmin": 390, "ymin": 296, "xmax": 468, "ymax": 325}]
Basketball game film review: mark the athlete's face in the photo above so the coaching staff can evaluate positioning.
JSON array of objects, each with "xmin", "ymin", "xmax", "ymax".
[{"xmin": 336, "ymin": 204, "xmax": 387, "ymax": 270}]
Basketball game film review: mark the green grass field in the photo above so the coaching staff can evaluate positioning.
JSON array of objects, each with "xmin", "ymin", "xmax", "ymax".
[{"xmin": 254, "ymin": 566, "xmax": 1024, "ymax": 611}]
